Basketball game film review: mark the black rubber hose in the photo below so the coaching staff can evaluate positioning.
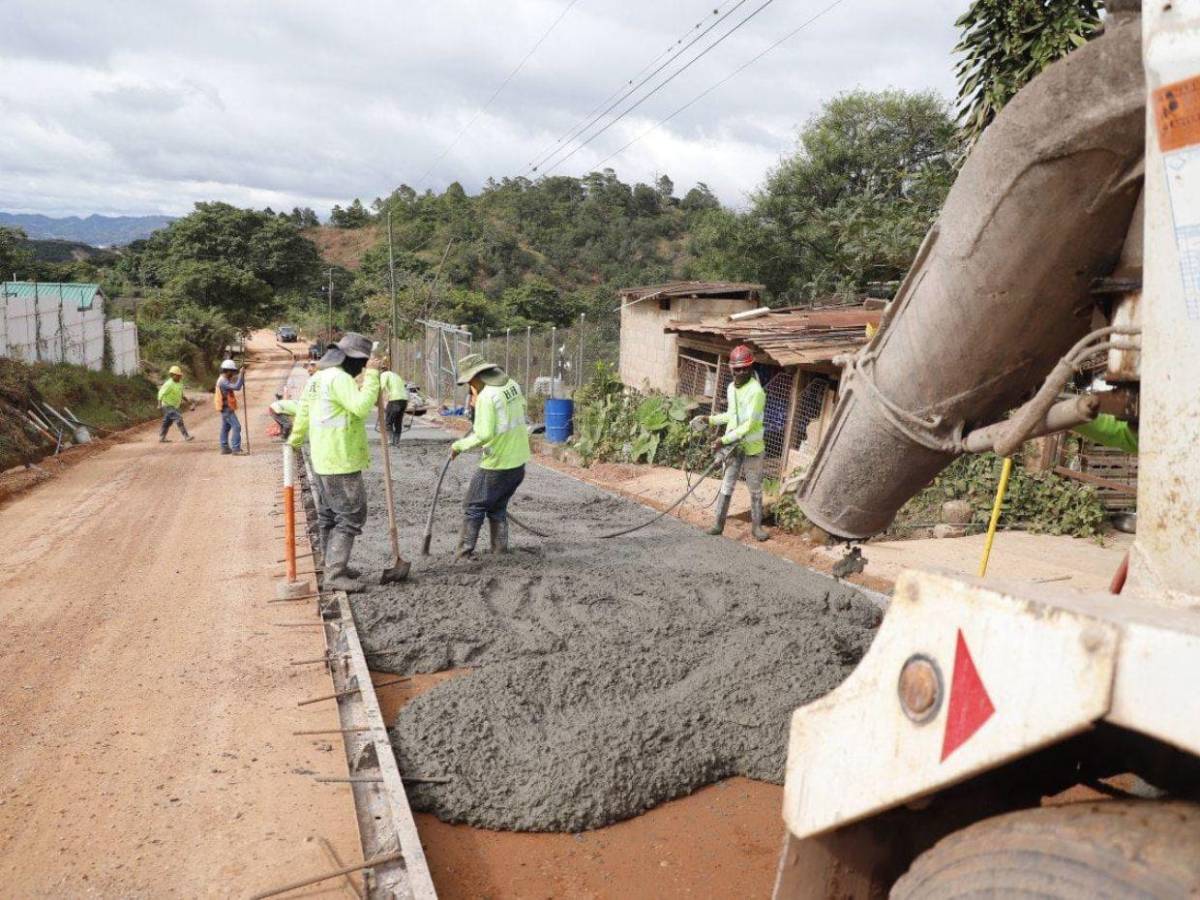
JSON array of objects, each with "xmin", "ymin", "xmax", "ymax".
[
  {"xmin": 597, "ymin": 452, "xmax": 727, "ymax": 540},
  {"xmin": 422, "ymin": 455, "xmax": 453, "ymax": 555}
]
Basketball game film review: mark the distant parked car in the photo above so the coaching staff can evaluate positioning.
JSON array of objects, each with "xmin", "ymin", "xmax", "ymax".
[{"xmin": 276, "ymin": 325, "xmax": 299, "ymax": 342}]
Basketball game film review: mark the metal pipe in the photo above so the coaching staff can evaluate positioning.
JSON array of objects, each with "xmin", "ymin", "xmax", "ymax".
[
  {"xmin": 962, "ymin": 394, "xmax": 1099, "ymax": 453},
  {"xmin": 249, "ymin": 851, "xmax": 404, "ymax": 900}
]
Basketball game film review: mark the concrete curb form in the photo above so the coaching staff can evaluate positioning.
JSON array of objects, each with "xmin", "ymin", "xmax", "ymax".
[{"xmin": 294, "ymin": 451, "xmax": 438, "ymax": 900}]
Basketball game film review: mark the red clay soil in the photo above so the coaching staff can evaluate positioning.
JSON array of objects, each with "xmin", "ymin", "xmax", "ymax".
[
  {"xmin": 373, "ymin": 672, "xmax": 783, "ymax": 899},
  {"xmin": 0, "ymin": 334, "xmax": 363, "ymax": 897}
]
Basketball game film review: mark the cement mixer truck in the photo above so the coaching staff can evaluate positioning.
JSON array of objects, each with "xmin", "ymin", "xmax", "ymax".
[{"xmin": 774, "ymin": 3, "xmax": 1200, "ymax": 895}]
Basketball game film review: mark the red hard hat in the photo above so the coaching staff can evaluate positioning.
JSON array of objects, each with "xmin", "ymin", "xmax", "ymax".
[{"xmin": 729, "ymin": 344, "xmax": 754, "ymax": 370}]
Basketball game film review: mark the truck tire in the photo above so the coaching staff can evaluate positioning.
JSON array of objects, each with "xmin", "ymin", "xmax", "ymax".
[{"xmin": 891, "ymin": 801, "xmax": 1200, "ymax": 898}]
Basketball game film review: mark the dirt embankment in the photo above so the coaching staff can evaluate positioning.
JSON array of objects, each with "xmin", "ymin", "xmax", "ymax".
[
  {"xmin": 0, "ymin": 356, "xmax": 158, "ymax": 473},
  {"xmin": 348, "ymin": 431, "xmax": 881, "ymax": 832}
]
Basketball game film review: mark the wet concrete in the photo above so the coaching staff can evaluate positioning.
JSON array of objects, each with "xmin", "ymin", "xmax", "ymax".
[{"xmin": 349, "ymin": 422, "xmax": 880, "ymax": 832}]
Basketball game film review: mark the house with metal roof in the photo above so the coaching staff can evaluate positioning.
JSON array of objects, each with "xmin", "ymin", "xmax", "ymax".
[
  {"xmin": 618, "ymin": 281, "xmax": 765, "ymax": 396},
  {"xmin": 618, "ymin": 280, "xmax": 882, "ymax": 478}
]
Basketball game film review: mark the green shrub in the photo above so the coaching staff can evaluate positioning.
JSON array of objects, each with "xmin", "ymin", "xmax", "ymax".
[
  {"xmin": 572, "ymin": 365, "xmax": 706, "ymax": 468},
  {"xmin": 769, "ymin": 493, "xmax": 811, "ymax": 533},
  {"xmin": 893, "ymin": 452, "xmax": 1106, "ymax": 539}
]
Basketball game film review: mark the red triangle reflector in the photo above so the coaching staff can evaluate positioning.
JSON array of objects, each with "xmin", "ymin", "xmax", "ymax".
[{"xmin": 940, "ymin": 629, "xmax": 995, "ymax": 762}]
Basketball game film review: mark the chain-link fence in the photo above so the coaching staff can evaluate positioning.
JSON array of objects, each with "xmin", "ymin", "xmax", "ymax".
[{"xmin": 391, "ymin": 315, "xmax": 619, "ymax": 416}]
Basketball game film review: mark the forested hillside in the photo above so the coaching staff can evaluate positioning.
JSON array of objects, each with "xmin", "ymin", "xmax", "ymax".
[{"xmin": 289, "ymin": 88, "xmax": 961, "ymax": 343}]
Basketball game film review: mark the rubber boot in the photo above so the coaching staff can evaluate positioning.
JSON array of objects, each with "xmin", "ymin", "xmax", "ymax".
[
  {"xmin": 489, "ymin": 518, "xmax": 510, "ymax": 554},
  {"xmin": 456, "ymin": 518, "xmax": 483, "ymax": 559},
  {"xmin": 323, "ymin": 531, "xmax": 364, "ymax": 593},
  {"xmin": 707, "ymin": 493, "xmax": 732, "ymax": 536},
  {"xmin": 751, "ymin": 494, "xmax": 769, "ymax": 542},
  {"xmin": 319, "ymin": 525, "xmax": 359, "ymax": 577}
]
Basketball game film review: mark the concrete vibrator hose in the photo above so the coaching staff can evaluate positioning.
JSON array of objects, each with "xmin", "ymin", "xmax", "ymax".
[{"xmin": 595, "ymin": 449, "xmax": 730, "ymax": 540}]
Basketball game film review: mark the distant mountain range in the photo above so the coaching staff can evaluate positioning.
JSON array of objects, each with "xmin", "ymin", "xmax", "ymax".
[{"xmin": 0, "ymin": 212, "xmax": 174, "ymax": 247}]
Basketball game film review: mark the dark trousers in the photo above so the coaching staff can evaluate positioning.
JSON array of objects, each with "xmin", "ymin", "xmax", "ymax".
[
  {"xmin": 385, "ymin": 399, "xmax": 408, "ymax": 436},
  {"xmin": 463, "ymin": 465, "xmax": 526, "ymax": 524},
  {"xmin": 312, "ymin": 471, "xmax": 368, "ymax": 538},
  {"xmin": 160, "ymin": 406, "xmax": 189, "ymax": 437}
]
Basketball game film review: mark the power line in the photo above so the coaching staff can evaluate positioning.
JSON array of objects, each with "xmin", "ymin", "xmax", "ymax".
[
  {"xmin": 415, "ymin": 0, "xmax": 583, "ymax": 187},
  {"xmin": 524, "ymin": 0, "xmax": 749, "ymax": 175},
  {"xmin": 539, "ymin": 0, "xmax": 778, "ymax": 177},
  {"xmin": 594, "ymin": 0, "xmax": 848, "ymax": 171}
]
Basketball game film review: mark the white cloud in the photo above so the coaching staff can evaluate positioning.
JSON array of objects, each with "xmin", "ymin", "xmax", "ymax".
[{"xmin": 0, "ymin": 0, "xmax": 968, "ymax": 217}]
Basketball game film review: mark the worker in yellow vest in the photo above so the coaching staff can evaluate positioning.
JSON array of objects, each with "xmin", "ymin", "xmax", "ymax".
[
  {"xmin": 214, "ymin": 359, "xmax": 246, "ymax": 455},
  {"xmin": 704, "ymin": 344, "xmax": 769, "ymax": 541},
  {"xmin": 450, "ymin": 354, "xmax": 531, "ymax": 557},
  {"xmin": 380, "ymin": 369, "xmax": 409, "ymax": 447},
  {"xmin": 288, "ymin": 333, "xmax": 383, "ymax": 592},
  {"xmin": 157, "ymin": 365, "xmax": 195, "ymax": 443}
]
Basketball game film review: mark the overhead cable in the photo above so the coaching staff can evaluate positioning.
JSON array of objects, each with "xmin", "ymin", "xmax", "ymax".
[
  {"xmin": 540, "ymin": 0, "xmax": 779, "ymax": 176},
  {"xmin": 594, "ymin": 0, "xmax": 848, "ymax": 170},
  {"xmin": 526, "ymin": 0, "xmax": 752, "ymax": 175},
  {"xmin": 522, "ymin": 0, "xmax": 744, "ymax": 173},
  {"xmin": 415, "ymin": 0, "xmax": 584, "ymax": 187}
]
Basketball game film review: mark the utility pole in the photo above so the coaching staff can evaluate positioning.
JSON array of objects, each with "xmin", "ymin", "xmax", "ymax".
[
  {"xmin": 386, "ymin": 210, "xmax": 399, "ymax": 343},
  {"xmin": 326, "ymin": 267, "xmax": 334, "ymax": 344}
]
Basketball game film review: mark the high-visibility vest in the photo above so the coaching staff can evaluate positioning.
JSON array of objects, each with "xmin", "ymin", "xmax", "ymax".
[{"xmin": 214, "ymin": 380, "xmax": 238, "ymax": 412}]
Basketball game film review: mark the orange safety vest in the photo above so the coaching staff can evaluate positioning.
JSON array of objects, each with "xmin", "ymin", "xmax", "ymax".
[{"xmin": 213, "ymin": 380, "xmax": 238, "ymax": 412}]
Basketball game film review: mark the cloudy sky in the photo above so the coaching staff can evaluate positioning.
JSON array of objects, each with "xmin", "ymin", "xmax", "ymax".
[{"xmin": 0, "ymin": 0, "xmax": 969, "ymax": 218}]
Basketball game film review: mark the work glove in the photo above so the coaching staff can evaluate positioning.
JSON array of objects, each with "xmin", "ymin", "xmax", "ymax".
[
  {"xmin": 711, "ymin": 438, "xmax": 726, "ymax": 454},
  {"xmin": 689, "ymin": 415, "xmax": 708, "ymax": 433}
]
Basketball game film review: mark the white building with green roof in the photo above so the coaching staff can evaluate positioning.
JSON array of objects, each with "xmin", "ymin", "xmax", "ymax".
[{"xmin": 1, "ymin": 281, "xmax": 139, "ymax": 374}]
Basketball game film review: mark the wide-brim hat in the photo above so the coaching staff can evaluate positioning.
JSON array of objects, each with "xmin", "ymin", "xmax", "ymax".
[
  {"xmin": 456, "ymin": 353, "xmax": 505, "ymax": 386},
  {"xmin": 318, "ymin": 331, "xmax": 373, "ymax": 369}
]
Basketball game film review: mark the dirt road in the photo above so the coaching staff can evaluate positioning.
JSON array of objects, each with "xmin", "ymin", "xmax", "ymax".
[{"xmin": 0, "ymin": 334, "xmax": 362, "ymax": 897}]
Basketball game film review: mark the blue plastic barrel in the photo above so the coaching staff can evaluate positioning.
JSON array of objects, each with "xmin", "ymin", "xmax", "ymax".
[{"xmin": 544, "ymin": 397, "xmax": 574, "ymax": 444}]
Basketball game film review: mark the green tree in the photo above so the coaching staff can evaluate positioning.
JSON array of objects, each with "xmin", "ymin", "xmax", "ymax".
[
  {"xmin": 165, "ymin": 260, "xmax": 275, "ymax": 332},
  {"xmin": 135, "ymin": 202, "xmax": 320, "ymax": 294},
  {"xmin": 691, "ymin": 89, "xmax": 959, "ymax": 302},
  {"xmin": 288, "ymin": 207, "xmax": 320, "ymax": 228},
  {"xmin": 680, "ymin": 183, "xmax": 720, "ymax": 214},
  {"xmin": 954, "ymin": 0, "xmax": 1102, "ymax": 143},
  {"xmin": 502, "ymin": 277, "xmax": 578, "ymax": 327},
  {"xmin": 330, "ymin": 198, "xmax": 372, "ymax": 228},
  {"xmin": 0, "ymin": 226, "xmax": 33, "ymax": 279}
]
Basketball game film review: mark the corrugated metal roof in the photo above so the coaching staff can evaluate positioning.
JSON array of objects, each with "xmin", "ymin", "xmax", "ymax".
[
  {"xmin": 1, "ymin": 281, "xmax": 103, "ymax": 311},
  {"xmin": 664, "ymin": 305, "xmax": 881, "ymax": 367},
  {"xmin": 618, "ymin": 280, "xmax": 765, "ymax": 301}
]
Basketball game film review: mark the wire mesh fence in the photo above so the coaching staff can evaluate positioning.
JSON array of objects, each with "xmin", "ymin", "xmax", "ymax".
[{"xmin": 390, "ymin": 316, "xmax": 619, "ymax": 416}]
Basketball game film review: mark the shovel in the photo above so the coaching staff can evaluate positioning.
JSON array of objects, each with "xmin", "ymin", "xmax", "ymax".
[
  {"xmin": 42, "ymin": 403, "xmax": 90, "ymax": 444},
  {"xmin": 376, "ymin": 391, "xmax": 412, "ymax": 583}
]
